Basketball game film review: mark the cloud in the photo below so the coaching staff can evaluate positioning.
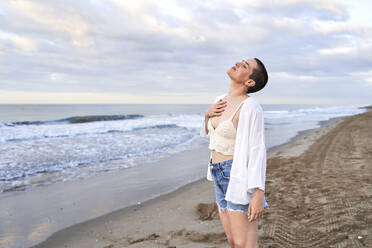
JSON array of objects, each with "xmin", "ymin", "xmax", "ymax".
[
  {"xmin": 11, "ymin": 35, "xmax": 38, "ymax": 52},
  {"xmin": 0, "ymin": 0, "xmax": 371, "ymax": 104},
  {"xmin": 218, "ymin": 0, "xmax": 349, "ymax": 20}
]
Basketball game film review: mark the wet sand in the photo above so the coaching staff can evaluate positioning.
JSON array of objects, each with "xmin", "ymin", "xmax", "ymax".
[{"xmin": 30, "ymin": 108, "xmax": 372, "ymax": 247}]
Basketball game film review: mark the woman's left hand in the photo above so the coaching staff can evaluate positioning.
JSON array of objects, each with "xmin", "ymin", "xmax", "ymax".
[{"xmin": 248, "ymin": 192, "xmax": 264, "ymax": 222}]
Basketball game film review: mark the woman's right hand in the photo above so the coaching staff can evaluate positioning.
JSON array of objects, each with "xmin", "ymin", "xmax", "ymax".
[{"xmin": 205, "ymin": 99, "xmax": 227, "ymax": 119}]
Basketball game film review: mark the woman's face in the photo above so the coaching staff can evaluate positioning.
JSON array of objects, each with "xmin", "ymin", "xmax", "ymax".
[{"xmin": 227, "ymin": 58, "xmax": 256, "ymax": 86}]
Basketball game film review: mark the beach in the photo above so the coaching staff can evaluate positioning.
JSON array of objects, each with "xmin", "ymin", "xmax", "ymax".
[
  {"xmin": 2, "ymin": 0, "xmax": 372, "ymax": 247},
  {"xmin": 29, "ymin": 107, "xmax": 372, "ymax": 248}
]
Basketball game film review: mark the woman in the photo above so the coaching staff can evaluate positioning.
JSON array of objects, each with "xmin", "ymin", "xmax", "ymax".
[{"xmin": 200, "ymin": 58, "xmax": 269, "ymax": 248}]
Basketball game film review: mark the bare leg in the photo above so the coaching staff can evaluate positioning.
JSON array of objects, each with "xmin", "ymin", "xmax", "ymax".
[
  {"xmin": 227, "ymin": 210, "xmax": 258, "ymax": 248},
  {"xmin": 218, "ymin": 207, "xmax": 234, "ymax": 247}
]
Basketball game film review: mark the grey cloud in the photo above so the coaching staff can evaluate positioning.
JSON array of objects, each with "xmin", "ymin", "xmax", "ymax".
[{"xmin": 0, "ymin": 0, "xmax": 371, "ymax": 103}]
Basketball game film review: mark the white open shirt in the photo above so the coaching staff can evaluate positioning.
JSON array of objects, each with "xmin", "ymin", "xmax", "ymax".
[{"xmin": 200, "ymin": 93, "xmax": 267, "ymax": 205}]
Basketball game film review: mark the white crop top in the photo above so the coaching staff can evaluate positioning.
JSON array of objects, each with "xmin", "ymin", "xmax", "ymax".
[
  {"xmin": 200, "ymin": 94, "xmax": 268, "ymax": 204},
  {"xmin": 207, "ymin": 98, "xmax": 246, "ymax": 155}
]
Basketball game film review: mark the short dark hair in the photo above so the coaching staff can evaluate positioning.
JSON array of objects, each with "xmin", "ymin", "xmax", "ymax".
[{"xmin": 246, "ymin": 58, "xmax": 268, "ymax": 93}]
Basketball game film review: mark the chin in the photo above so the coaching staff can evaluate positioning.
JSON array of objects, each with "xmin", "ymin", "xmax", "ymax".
[{"xmin": 226, "ymin": 69, "xmax": 234, "ymax": 79}]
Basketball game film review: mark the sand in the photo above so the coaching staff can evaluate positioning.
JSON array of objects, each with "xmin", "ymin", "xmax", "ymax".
[{"xmin": 31, "ymin": 109, "xmax": 372, "ymax": 248}]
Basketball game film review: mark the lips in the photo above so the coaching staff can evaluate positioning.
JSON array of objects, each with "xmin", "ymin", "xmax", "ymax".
[{"xmin": 232, "ymin": 66, "xmax": 236, "ymax": 71}]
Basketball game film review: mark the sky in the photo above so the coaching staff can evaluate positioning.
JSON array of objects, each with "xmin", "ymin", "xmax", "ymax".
[{"xmin": 0, "ymin": 0, "xmax": 371, "ymax": 104}]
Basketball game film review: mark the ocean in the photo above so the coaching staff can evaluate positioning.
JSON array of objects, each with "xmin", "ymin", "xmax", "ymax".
[{"xmin": 0, "ymin": 103, "xmax": 367, "ymax": 195}]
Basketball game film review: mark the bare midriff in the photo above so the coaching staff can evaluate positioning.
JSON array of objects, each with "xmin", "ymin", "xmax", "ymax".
[{"xmin": 211, "ymin": 150, "xmax": 233, "ymax": 164}]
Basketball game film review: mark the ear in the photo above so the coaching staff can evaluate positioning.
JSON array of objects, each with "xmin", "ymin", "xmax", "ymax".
[{"xmin": 245, "ymin": 79, "xmax": 256, "ymax": 88}]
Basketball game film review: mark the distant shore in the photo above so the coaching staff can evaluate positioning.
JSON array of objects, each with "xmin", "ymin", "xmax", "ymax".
[{"xmin": 30, "ymin": 106, "xmax": 372, "ymax": 248}]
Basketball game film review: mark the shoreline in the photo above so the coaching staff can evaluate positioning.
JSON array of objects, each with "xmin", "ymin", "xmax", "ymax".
[
  {"xmin": 0, "ymin": 138, "xmax": 212, "ymax": 248},
  {"xmin": 29, "ymin": 109, "xmax": 372, "ymax": 248}
]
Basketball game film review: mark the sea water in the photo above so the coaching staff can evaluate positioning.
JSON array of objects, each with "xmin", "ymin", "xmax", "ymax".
[{"xmin": 0, "ymin": 103, "xmax": 367, "ymax": 194}]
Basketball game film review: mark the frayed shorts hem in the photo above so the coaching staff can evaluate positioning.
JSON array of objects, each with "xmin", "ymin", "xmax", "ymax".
[
  {"xmin": 216, "ymin": 201, "xmax": 250, "ymax": 216},
  {"xmin": 210, "ymin": 158, "xmax": 268, "ymax": 214}
]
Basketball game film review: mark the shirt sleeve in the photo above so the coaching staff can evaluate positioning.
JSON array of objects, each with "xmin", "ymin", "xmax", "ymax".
[
  {"xmin": 200, "ymin": 117, "xmax": 210, "ymax": 138},
  {"xmin": 246, "ymin": 108, "xmax": 267, "ymax": 193}
]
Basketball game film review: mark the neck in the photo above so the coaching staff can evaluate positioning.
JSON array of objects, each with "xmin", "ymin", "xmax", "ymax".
[{"xmin": 227, "ymin": 79, "xmax": 248, "ymax": 98}]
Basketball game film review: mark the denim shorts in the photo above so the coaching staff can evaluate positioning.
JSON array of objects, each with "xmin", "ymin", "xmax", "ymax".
[{"xmin": 209, "ymin": 158, "xmax": 269, "ymax": 216}]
